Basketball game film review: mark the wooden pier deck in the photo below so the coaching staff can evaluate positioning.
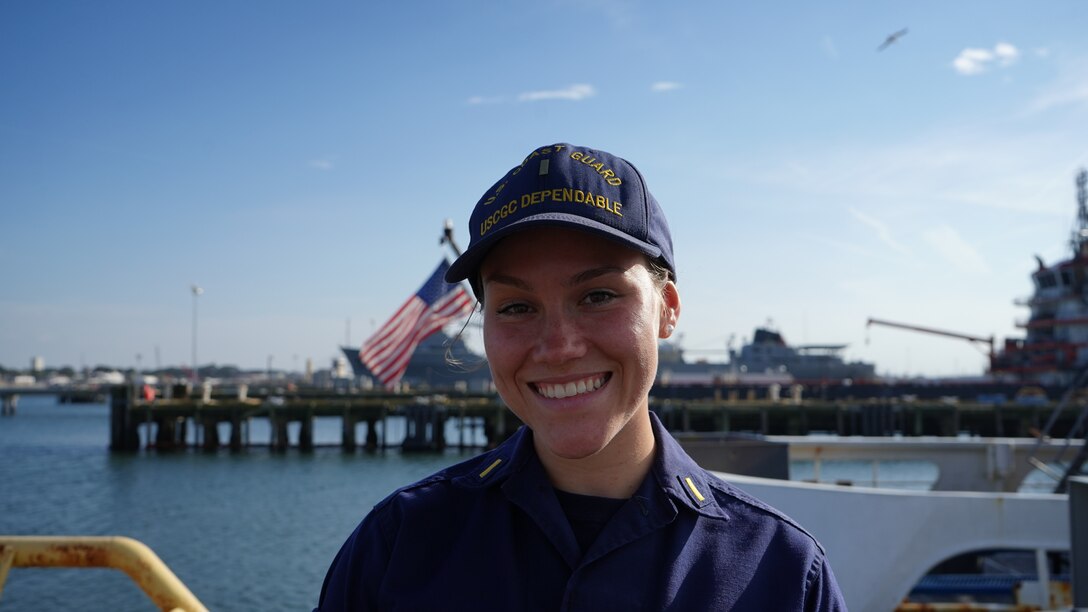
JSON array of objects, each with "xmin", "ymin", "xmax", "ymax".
[
  {"xmin": 108, "ymin": 386, "xmax": 513, "ymax": 453},
  {"xmin": 100, "ymin": 385, "xmax": 1088, "ymax": 453}
]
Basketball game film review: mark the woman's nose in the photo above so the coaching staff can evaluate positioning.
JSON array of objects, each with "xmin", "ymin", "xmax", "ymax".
[{"xmin": 532, "ymin": 311, "xmax": 587, "ymax": 364}]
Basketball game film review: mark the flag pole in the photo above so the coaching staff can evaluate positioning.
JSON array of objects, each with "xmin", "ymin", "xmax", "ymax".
[{"xmin": 440, "ymin": 219, "xmax": 462, "ymax": 257}]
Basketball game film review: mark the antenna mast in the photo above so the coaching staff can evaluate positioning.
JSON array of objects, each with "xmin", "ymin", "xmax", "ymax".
[
  {"xmin": 1071, "ymin": 168, "xmax": 1088, "ymax": 257},
  {"xmin": 440, "ymin": 219, "xmax": 463, "ymax": 258}
]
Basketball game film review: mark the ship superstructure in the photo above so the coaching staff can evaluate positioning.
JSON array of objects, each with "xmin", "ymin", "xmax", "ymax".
[
  {"xmin": 656, "ymin": 326, "xmax": 876, "ymax": 385},
  {"xmin": 993, "ymin": 169, "xmax": 1088, "ymax": 385},
  {"xmin": 730, "ymin": 327, "xmax": 876, "ymax": 382},
  {"xmin": 341, "ymin": 332, "xmax": 493, "ymax": 391}
]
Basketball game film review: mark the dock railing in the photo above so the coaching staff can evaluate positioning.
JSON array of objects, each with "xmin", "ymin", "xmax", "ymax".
[{"xmin": 0, "ymin": 535, "xmax": 208, "ymax": 611}]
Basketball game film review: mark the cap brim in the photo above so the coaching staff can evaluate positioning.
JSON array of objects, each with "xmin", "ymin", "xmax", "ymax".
[{"xmin": 445, "ymin": 212, "xmax": 663, "ymax": 285}]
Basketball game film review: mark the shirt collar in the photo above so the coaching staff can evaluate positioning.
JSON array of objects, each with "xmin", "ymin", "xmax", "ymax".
[
  {"xmin": 450, "ymin": 425, "xmax": 534, "ymax": 489},
  {"xmin": 648, "ymin": 411, "xmax": 731, "ymax": 520},
  {"xmin": 451, "ymin": 412, "xmax": 730, "ymax": 521}
]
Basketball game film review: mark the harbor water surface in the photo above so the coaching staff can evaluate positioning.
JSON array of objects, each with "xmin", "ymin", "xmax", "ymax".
[
  {"xmin": 1, "ymin": 395, "xmax": 1050, "ymax": 610},
  {"xmin": 1, "ymin": 395, "xmax": 463, "ymax": 611}
]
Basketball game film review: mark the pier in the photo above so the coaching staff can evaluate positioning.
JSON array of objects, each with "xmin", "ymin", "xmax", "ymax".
[
  {"xmin": 96, "ymin": 384, "xmax": 1088, "ymax": 453},
  {"xmin": 0, "ymin": 385, "xmax": 106, "ymax": 416},
  {"xmin": 106, "ymin": 385, "xmax": 512, "ymax": 453}
]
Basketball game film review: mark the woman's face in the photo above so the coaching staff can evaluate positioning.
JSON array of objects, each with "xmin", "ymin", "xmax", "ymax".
[{"xmin": 480, "ymin": 227, "xmax": 680, "ymax": 464}]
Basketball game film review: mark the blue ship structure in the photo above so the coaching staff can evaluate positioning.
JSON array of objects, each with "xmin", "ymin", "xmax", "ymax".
[{"xmin": 340, "ymin": 332, "xmax": 493, "ymax": 391}]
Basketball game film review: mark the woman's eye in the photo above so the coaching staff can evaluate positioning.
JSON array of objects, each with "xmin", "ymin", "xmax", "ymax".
[
  {"xmin": 496, "ymin": 302, "xmax": 531, "ymax": 316},
  {"xmin": 583, "ymin": 290, "xmax": 617, "ymax": 305}
]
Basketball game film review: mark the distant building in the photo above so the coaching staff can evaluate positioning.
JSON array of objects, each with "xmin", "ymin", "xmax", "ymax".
[
  {"xmin": 333, "ymin": 356, "xmax": 350, "ymax": 380},
  {"xmin": 31, "ymin": 356, "xmax": 44, "ymax": 373}
]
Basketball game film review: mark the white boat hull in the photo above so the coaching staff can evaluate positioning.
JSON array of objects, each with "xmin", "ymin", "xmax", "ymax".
[{"xmin": 719, "ymin": 472, "xmax": 1070, "ymax": 611}]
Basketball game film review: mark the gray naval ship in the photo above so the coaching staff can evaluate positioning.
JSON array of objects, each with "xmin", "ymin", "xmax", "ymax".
[{"xmin": 657, "ymin": 327, "xmax": 876, "ymax": 386}]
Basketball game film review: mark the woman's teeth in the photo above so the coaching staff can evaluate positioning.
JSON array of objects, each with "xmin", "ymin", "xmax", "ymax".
[{"xmin": 535, "ymin": 375, "xmax": 605, "ymax": 399}]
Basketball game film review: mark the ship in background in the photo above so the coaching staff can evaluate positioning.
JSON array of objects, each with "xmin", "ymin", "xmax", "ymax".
[
  {"xmin": 340, "ymin": 332, "xmax": 493, "ymax": 392},
  {"xmin": 660, "ymin": 170, "xmax": 1088, "ymax": 397},
  {"xmin": 657, "ymin": 326, "xmax": 875, "ymax": 387},
  {"xmin": 727, "ymin": 327, "xmax": 876, "ymax": 382},
  {"xmin": 991, "ymin": 169, "xmax": 1088, "ymax": 386}
]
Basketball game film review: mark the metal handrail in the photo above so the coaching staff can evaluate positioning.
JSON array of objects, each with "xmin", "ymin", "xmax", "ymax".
[
  {"xmin": 0, "ymin": 535, "xmax": 208, "ymax": 611},
  {"xmin": 1024, "ymin": 363, "xmax": 1088, "ymax": 492}
]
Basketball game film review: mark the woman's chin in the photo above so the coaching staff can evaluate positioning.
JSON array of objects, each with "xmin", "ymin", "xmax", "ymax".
[{"xmin": 533, "ymin": 426, "xmax": 614, "ymax": 461}]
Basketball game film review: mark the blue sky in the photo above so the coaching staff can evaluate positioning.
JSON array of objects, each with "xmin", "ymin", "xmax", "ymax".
[{"xmin": 2, "ymin": 1, "xmax": 1086, "ymax": 377}]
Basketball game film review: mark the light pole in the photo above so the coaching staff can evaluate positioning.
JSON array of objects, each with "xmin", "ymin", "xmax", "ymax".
[{"xmin": 191, "ymin": 284, "xmax": 203, "ymax": 383}]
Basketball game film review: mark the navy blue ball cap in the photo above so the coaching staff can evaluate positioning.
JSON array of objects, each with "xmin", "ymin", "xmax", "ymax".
[{"xmin": 445, "ymin": 143, "xmax": 676, "ymax": 289}]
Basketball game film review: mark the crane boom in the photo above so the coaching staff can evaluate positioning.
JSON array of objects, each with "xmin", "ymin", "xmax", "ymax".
[{"xmin": 866, "ymin": 317, "xmax": 994, "ymax": 357}]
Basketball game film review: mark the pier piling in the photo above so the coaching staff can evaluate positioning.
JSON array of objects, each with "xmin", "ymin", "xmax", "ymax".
[
  {"xmin": 342, "ymin": 413, "xmax": 358, "ymax": 452},
  {"xmin": 109, "ymin": 386, "xmax": 139, "ymax": 452},
  {"xmin": 402, "ymin": 404, "xmax": 448, "ymax": 452},
  {"xmin": 229, "ymin": 416, "xmax": 244, "ymax": 452},
  {"xmin": 201, "ymin": 420, "xmax": 219, "ymax": 451},
  {"xmin": 1, "ymin": 394, "xmax": 17, "ymax": 416},
  {"xmin": 154, "ymin": 416, "xmax": 187, "ymax": 451},
  {"xmin": 364, "ymin": 417, "xmax": 380, "ymax": 452},
  {"xmin": 299, "ymin": 414, "xmax": 314, "ymax": 452},
  {"xmin": 271, "ymin": 416, "xmax": 289, "ymax": 453}
]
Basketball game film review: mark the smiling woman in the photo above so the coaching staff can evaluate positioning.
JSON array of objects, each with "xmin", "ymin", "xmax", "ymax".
[
  {"xmin": 315, "ymin": 144, "xmax": 847, "ymax": 611},
  {"xmin": 479, "ymin": 227, "xmax": 674, "ymax": 496}
]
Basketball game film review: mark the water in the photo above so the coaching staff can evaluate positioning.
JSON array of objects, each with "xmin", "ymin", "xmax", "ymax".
[
  {"xmin": 0, "ymin": 396, "xmax": 464, "ymax": 611},
  {"xmin": 1, "ymin": 397, "xmax": 1061, "ymax": 610},
  {"xmin": 789, "ymin": 451, "xmax": 1060, "ymax": 493}
]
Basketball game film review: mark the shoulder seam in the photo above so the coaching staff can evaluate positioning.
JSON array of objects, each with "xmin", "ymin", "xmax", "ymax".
[
  {"xmin": 804, "ymin": 550, "xmax": 824, "ymax": 608},
  {"xmin": 370, "ymin": 470, "xmax": 451, "ymax": 513}
]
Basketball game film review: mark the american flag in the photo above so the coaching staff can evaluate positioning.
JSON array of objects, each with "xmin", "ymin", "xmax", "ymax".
[{"xmin": 359, "ymin": 259, "xmax": 475, "ymax": 389}]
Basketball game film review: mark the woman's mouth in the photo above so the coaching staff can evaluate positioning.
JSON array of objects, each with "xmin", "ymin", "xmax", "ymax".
[{"xmin": 532, "ymin": 374, "xmax": 609, "ymax": 399}]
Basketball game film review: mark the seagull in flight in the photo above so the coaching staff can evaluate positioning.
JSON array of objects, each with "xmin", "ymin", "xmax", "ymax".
[{"xmin": 877, "ymin": 28, "xmax": 909, "ymax": 51}]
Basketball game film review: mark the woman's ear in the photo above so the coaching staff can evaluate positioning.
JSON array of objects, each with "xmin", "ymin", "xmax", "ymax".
[{"xmin": 659, "ymin": 281, "xmax": 681, "ymax": 339}]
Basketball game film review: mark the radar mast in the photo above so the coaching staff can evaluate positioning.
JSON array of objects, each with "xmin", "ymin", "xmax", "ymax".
[{"xmin": 1071, "ymin": 168, "xmax": 1088, "ymax": 257}]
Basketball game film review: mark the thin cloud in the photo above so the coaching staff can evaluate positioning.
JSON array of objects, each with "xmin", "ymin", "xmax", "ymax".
[
  {"xmin": 518, "ymin": 84, "xmax": 596, "ymax": 102},
  {"xmin": 651, "ymin": 81, "xmax": 682, "ymax": 93},
  {"xmin": 922, "ymin": 225, "xmax": 990, "ymax": 274},
  {"xmin": 994, "ymin": 42, "xmax": 1019, "ymax": 65},
  {"xmin": 1028, "ymin": 82, "xmax": 1088, "ymax": 114},
  {"xmin": 849, "ymin": 208, "xmax": 911, "ymax": 256},
  {"xmin": 1025, "ymin": 58, "xmax": 1088, "ymax": 114},
  {"xmin": 467, "ymin": 95, "xmax": 506, "ymax": 105},
  {"xmin": 739, "ymin": 122, "xmax": 1080, "ymax": 218},
  {"xmin": 952, "ymin": 42, "xmax": 1020, "ymax": 75},
  {"xmin": 308, "ymin": 158, "xmax": 334, "ymax": 170},
  {"xmin": 953, "ymin": 49, "xmax": 994, "ymax": 75}
]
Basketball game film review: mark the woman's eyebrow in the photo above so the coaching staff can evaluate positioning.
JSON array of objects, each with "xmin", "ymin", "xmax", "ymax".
[
  {"xmin": 483, "ymin": 273, "xmax": 532, "ymax": 291},
  {"xmin": 483, "ymin": 266, "xmax": 626, "ymax": 291},
  {"xmin": 569, "ymin": 266, "xmax": 626, "ymax": 286}
]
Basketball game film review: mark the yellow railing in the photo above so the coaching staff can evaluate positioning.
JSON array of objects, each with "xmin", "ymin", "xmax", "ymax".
[{"xmin": 0, "ymin": 536, "xmax": 208, "ymax": 611}]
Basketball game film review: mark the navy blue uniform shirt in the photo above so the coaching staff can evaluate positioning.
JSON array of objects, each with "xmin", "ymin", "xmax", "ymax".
[{"xmin": 317, "ymin": 413, "xmax": 846, "ymax": 610}]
